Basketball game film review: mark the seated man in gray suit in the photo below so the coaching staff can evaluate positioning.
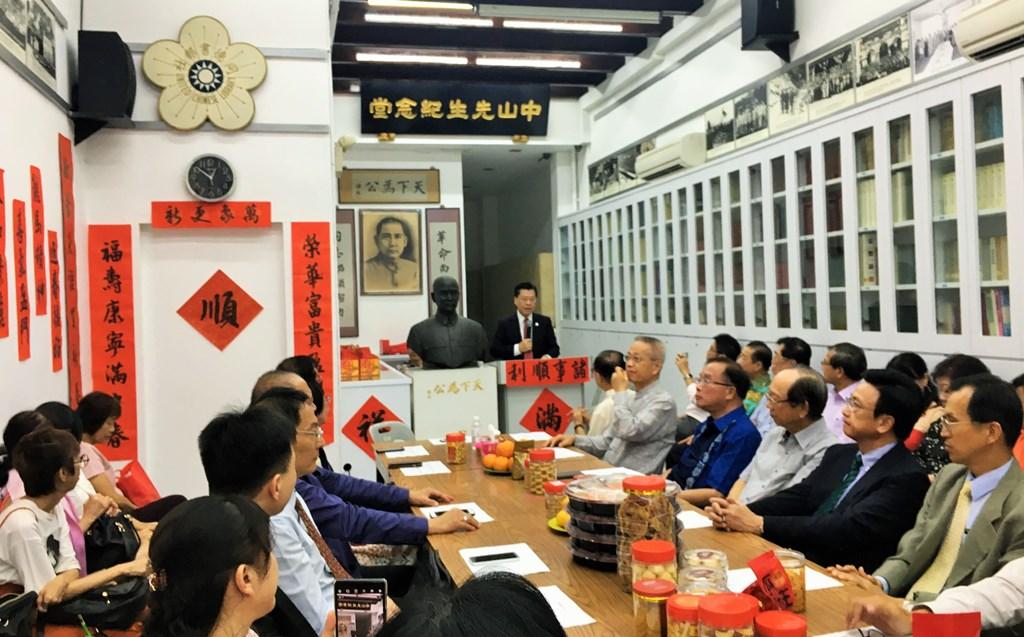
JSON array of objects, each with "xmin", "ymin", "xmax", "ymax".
[{"xmin": 830, "ymin": 373, "xmax": 1024, "ymax": 602}]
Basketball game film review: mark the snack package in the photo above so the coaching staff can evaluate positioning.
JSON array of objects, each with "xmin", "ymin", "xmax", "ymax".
[{"xmin": 741, "ymin": 551, "xmax": 794, "ymax": 611}]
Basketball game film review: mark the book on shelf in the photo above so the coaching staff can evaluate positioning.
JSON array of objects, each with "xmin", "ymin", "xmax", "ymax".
[
  {"xmin": 892, "ymin": 170, "xmax": 913, "ymax": 223},
  {"xmin": 982, "ymin": 286, "xmax": 1011, "ymax": 337},
  {"xmin": 858, "ymin": 178, "xmax": 877, "ymax": 227},
  {"xmin": 892, "ymin": 125, "xmax": 912, "ymax": 164},
  {"xmin": 937, "ymin": 238, "xmax": 960, "ymax": 283},
  {"xmin": 984, "ymin": 235, "xmax": 1009, "ymax": 281},
  {"xmin": 859, "ymin": 233, "xmax": 878, "ymax": 286},
  {"xmin": 776, "ymin": 260, "xmax": 789, "ymax": 290},
  {"xmin": 937, "ymin": 293, "xmax": 960, "ymax": 335},
  {"xmin": 799, "ymin": 195, "xmax": 814, "ymax": 235},
  {"xmin": 981, "ymin": 104, "xmax": 1004, "ymax": 142},
  {"xmin": 937, "ymin": 171, "xmax": 957, "ymax": 217},
  {"xmin": 976, "ymin": 161, "xmax": 1006, "ymax": 211},
  {"xmin": 938, "ymin": 113, "xmax": 955, "ymax": 153}
]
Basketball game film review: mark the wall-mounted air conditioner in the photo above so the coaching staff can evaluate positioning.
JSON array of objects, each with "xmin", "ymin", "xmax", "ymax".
[
  {"xmin": 636, "ymin": 133, "xmax": 707, "ymax": 180},
  {"xmin": 954, "ymin": 0, "xmax": 1024, "ymax": 61}
]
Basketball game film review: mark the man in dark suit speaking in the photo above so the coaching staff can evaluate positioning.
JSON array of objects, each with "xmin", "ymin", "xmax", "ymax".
[{"xmin": 490, "ymin": 282, "xmax": 560, "ymax": 360}]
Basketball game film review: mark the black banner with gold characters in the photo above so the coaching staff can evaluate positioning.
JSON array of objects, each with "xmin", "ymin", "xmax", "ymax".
[{"xmin": 361, "ymin": 80, "xmax": 550, "ymax": 136}]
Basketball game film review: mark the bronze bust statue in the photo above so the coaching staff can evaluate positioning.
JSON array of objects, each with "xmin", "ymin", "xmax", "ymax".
[{"xmin": 407, "ymin": 276, "xmax": 488, "ymax": 369}]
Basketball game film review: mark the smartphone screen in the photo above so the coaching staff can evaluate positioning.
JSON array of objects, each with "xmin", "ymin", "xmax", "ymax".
[
  {"xmin": 428, "ymin": 508, "xmax": 473, "ymax": 519},
  {"xmin": 469, "ymin": 551, "xmax": 518, "ymax": 564},
  {"xmin": 335, "ymin": 578, "xmax": 387, "ymax": 637}
]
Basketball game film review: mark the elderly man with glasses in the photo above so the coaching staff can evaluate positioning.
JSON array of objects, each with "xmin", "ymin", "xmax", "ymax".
[{"xmin": 667, "ymin": 357, "xmax": 762, "ymax": 507}]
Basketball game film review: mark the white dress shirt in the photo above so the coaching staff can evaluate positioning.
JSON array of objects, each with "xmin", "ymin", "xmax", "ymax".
[
  {"xmin": 923, "ymin": 556, "xmax": 1024, "ymax": 629},
  {"xmin": 588, "ymin": 388, "xmax": 634, "ymax": 438},
  {"xmin": 738, "ymin": 418, "xmax": 839, "ymax": 504},
  {"xmin": 270, "ymin": 490, "xmax": 335, "ymax": 634},
  {"xmin": 823, "ymin": 381, "xmax": 858, "ymax": 444}
]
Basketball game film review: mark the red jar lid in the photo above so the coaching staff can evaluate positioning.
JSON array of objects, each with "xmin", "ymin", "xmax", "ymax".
[
  {"xmin": 698, "ymin": 593, "xmax": 759, "ymax": 629},
  {"xmin": 543, "ymin": 480, "xmax": 568, "ymax": 494},
  {"xmin": 666, "ymin": 594, "xmax": 700, "ymax": 622},
  {"xmin": 529, "ymin": 448, "xmax": 555, "ymax": 462},
  {"xmin": 446, "ymin": 432, "xmax": 466, "ymax": 442},
  {"xmin": 632, "ymin": 539, "xmax": 676, "ymax": 564},
  {"xmin": 623, "ymin": 476, "xmax": 666, "ymax": 493},
  {"xmin": 632, "ymin": 578, "xmax": 676, "ymax": 599},
  {"xmin": 755, "ymin": 610, "xmax": 807, "ymax": 637}
]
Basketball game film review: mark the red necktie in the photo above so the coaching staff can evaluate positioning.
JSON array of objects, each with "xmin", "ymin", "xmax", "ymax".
[{"xmin": 522, "ymin": 317, "xmax": 533, "ymax": 360}]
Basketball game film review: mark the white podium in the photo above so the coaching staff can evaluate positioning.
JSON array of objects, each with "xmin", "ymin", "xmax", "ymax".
[{"xmin": 409, "ymin": 365, "xmax": 499, "ymax": 440}]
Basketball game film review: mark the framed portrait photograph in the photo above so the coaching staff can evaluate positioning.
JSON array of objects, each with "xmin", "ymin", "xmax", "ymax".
[{"xmin": 359, "ymin": 209, "xmax": 422, "ymax": 296}]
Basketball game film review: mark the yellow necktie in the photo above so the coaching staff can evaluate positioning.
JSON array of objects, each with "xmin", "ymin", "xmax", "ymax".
[{"xmin": 908, "ymin": 480, "xmax": 972, "ymax": 599}]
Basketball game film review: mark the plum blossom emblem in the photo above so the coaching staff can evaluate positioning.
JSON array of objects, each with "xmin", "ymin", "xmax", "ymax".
[{"xmin": 142, "ymin": 16, "xmax": 267, "ymax": 131}]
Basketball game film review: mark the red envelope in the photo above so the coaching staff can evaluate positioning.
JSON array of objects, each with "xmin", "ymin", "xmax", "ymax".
[
  {"xmin": 742, "ymin": 550, "xmax": 794, "ymax": 611},
  {"xmin": 912, "ymin": 612, "xmax": 981, "ymax": 637}
]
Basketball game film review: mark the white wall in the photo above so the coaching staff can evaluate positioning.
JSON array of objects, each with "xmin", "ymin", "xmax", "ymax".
[{"xmin": 0, "ymin": 0, "xmax": 80, "ymax": 420}]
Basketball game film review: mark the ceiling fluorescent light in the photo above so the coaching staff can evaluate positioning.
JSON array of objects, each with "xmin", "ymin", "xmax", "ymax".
[
  {"xmin": 503, "ymin": 19, "xmax": 623, "ymax": 33},
  {"xmin": 367, "ymin": 0, "xmax": 474, "ymax": 10},
  {"xmin": 478, "ymin": 4, "xmax": 661, "ymax": 24},
  {"xmin": 356, "ymin": 52, "xmax": 469, "ymax": 64},
  {"xmin": 476, "ymin": 57, "xmax": 582, "ymax": 69},
  {"xmin": 366, "ymin": 12, "xmax": 494, "ymax": 26}
]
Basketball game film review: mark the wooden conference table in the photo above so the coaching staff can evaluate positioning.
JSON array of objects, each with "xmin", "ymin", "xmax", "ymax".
[{"xmin": 375, "ymin": 439, "xmax": 867, "ymax": 636}]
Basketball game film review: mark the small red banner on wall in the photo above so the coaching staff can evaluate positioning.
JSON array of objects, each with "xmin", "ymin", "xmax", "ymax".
[
  {"xmin": 151, "ymin": 201, "xmax": 271, "ymax": 228},
  {"xmin": 48, "ymin": 231, "xmax": 62, "ymax": 372},
  {"xmin": 88, "ymin": 225, "xmax": 138, "ymax": 461},
  {"xmin": 177, "ymin": 269, "xmax": 263, "ymax": 351},
  {"xmin": 291, "ymin": 222, "xmax": 335, "ymax": 444},
  {"xmin": 505, "ymin": 356, "xmax": 590, "ymax": 387},
  {"xmin": 58, "ymin": 135, "xmax": 82, "ymax": 406},
  {"xmin": 520, "ymin": 388, "xmax": 573, "ymax": 436},
  {"xmin": 29, "ymin": 166, "xmax": 46, "ymax": 315},
  {"xmin": 13, "ymin": 200, "xmax": 29, "ymax": 360},
  {"xmin": 343, "ymin": 395, "xmax": 402, "ymax": 459},
  {"xmin": 0, "ymin": 169, "xmax": 8, "ymax": 340}
]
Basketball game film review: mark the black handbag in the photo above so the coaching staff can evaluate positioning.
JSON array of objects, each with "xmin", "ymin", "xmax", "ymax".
[
  {"xmin": 84, "ymin": 513, "xmax": 140, "ymax": 572},
  {"xmin": 0, "ymin": 591, "xmax": 37, "ymax": 637},
  {"xmin": 42, "ymin": 576, "xmax": 147, "ymax": 629}
]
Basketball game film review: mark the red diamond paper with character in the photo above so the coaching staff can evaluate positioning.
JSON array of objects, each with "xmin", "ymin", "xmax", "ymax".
[
  {"xmin": 520, "ymin": 388, "xmax": 573, "ymax": 436},
  {"xmin": 343, "ymin": 395, "xmax": 403, "ymax": 458},
  {"xmin": 177, "ymin": 269, "xmax": 262, "ymax": 351}
]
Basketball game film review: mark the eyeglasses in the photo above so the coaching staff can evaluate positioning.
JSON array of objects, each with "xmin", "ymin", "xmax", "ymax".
[
  {"xmin": 297, "ymin": 425, "xmax": 325, "ymax": 440},
  {"xmin": 765, "ymin": 392, "xmax": 794, "ymax": 405},
  {"xmin": 858, "ymin": 629, "xmax": 884, "ymax": 637},
  {"xmin": 624, "ymin": 355, "xmax": 649, "ymax": 364},
  {"xmin": 846, "ymin": 397, "xmax": 874, "ymax": 413},
  {"xmin": 696, "ymin": 376, "xmax": 733, "ymax": 388},
  {"xmin": 939, "ymin": 413, "xmax": 975, "ymax": 431},
  {"xmin": 73, "ymin": 454, "xmax": 89, "ymax": 467}
]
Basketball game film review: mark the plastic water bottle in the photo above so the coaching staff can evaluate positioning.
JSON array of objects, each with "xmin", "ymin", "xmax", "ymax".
[{"xmin": 471, "ymin": 416, "xmax": 481, "ymax": 443}]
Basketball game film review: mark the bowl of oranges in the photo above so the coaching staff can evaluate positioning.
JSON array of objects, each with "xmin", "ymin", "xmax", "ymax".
[{"xmin": 481, "ymin": 439, "xmax": 516, "ymax": 475}]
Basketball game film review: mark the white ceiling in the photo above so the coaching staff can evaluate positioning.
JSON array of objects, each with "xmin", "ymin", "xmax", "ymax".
[{"xmin": 461, "ymin": 146, "xmax": 553, "ymax": 195}]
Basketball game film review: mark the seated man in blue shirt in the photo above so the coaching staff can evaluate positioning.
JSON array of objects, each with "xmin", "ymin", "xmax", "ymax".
[
  {"xmin": 668, "ymin": 357, "xmax": 762, "ymax": 506},
  {"xmin": 252, "ymin": 382, "xmax": 478, "ymax": 576}
]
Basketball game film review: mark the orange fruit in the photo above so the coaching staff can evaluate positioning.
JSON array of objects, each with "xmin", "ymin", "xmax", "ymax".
[
  {"xmin": 493, "ymin": 456, "xmax": 511, "ymax": 472},
  {"xmin": 482, "ymin": 453, "xmax": 497, "ymax": 469},
  {"xmin": 496, "ymin": 440, "xmax": 516, "ymax": 458},
  {"xmin": 555, "ymin": 510, "xmax": 571, "ymax": 529}
]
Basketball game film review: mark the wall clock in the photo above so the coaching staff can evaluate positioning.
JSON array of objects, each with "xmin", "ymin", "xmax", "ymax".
[{"xmin": 186, "ymin": 154, "xmax": 235, "ymax": 202}]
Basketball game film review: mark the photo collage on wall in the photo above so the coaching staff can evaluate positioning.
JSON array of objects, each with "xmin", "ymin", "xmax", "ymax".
[
  {"xmin": 590, "ymin": 0, "xmax": 986, "ymax": 199},
  {"xmin": 0, "ymin": 0, "xmax": 57, "ymax": 89}
]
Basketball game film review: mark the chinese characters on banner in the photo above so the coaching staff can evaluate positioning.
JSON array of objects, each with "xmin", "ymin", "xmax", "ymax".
[
  {"xmin": 88, "ymin": 225, "xmax": 138, "ymax": 461},
  {"xmin": 176, "ymin": 270, "xmax": 263, "ymax": 351},
  {"xmin": 341, "ymin": 396, "xmax": 402, "ymax": 459},
  {"xmin": 425, "ymin": 208, "xmax": 462, "ymax": 315},
  {"xmin": 338, "ymin": 170, "xmax": 439, "ymax": 205},
  {"xmin": 13, "ymin": 200, "xmax": 29, "ymax": 360},
  {"xmin": 58, "ymin": 135, "xmax": 83, "ymax": 406},
  {"xmin": 424, "ymin": 378, "xmax": 485, "ymax": 400},
  {"xmin": 47, "ymin": 231, "xmax": 62, "ymax": 372},
  {"xmin": 334, "ymin": 209, "xmax": 358, "ymax": 337},
  {"xmin": 151, "ymin": 201, "xmax": 271, "ymax": 229},
  {"xmin": 291, "ymin": 222, "xmax": 335, "ymax": 444},
  {"xmin": 505, "ymin": 356, "xmax": 591, "ymax": 388},
  {"xmin": 0, "ymin": 169, "xmax": 8, "ymax": 339},
  {"xmin": 29, "ymin": 166, "xmax": 46, "ymax": 315},
  {"xmin": 520, "ymin": 388, "xmax": 573, "ymax": 436}
]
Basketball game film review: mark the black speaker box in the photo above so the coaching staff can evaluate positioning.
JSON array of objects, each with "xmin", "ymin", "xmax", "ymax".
[
  {"xmin": 741, "ymin": 0, "xmax": 799, "ymax": 62},
  {"xmin": 73, "ymin": 30, "xmax": 136, "ymax": 143}
]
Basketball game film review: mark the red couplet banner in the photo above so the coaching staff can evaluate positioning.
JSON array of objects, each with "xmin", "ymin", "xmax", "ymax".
[
  {"xmin": 48, "ymin": 231, "xmax": 62, "ymax": 372},
  {"xmin": 88, "ymin": 225, "xmax": 138, "ymax": 461},
  {"xmin": 13, "ymin": 200, "xmax": 29, "ymax": 360},
  {"xmin": 58, "ymin": 134, "xmax": 82, "ymax": 406},
  {"xmin": 504, "ymin": 356, "xmax": 591, "ymax": 387},
  {"xmin": 0, "ymin": 169, "xmax": 8, "ymax": 340},
  {"xmin": 29, "ymin": 166, "xmax": 46, "ymax": 315},
  {"xmin": 151, "ymin": 201, "xmax": 272, "ymax": 229},
  {"xmin": 291, "ymin": 222, "xmax": 335, "ymax": 444}
]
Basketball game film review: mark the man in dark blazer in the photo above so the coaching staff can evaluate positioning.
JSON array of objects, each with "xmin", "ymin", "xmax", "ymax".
[
  {"xmin": 490, "ymin": 282, "xmax": 560, "ymax": 360},
  {"xmin": 706, "ymin": 369, "xmax": 930, "ymax": 572}
]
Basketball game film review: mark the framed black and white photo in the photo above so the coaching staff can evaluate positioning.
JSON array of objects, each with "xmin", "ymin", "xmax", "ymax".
[
  {"xmin": 910, "ymin": 0, "xmax": 979, "ymax": 80},
  {"xmin": 25, "ymin": 0, "xmax": 54, "ymax": 88},
  {"xmin": 734, "ymin": 85, "xmax": 770, "ymax": 149},
  {"xmin": 856, "ymin": 16, "xmax": 912, "ymax": 102},
  {"xmin": 768, "ymin": 66, "xmax": 809, "ymax": 135},
  {"xmin": 588, "ymin": 141, "xmax": 652, "ymax": 203},
  {"xmin": 704, "ymin": 100, "xmax": 735, "ymax": 159},
  {"xmin": 359, "ymin": 209, "xmax": 422, "ymax": 296},
  {"xmin": 808, "ymin": 44, "xmax": 856, "ymax": 120},
  {"xmin": 0, "ymin": 0, "xmax": 27, "ymax": 61}
]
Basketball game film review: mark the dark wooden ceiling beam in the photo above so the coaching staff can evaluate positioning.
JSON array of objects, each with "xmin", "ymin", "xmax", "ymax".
[
  {"xmin": 335, "ymin": 23, "xmax": 648, "ymax": 55},
  {"xmin": 332, "ymin": 61, "xmax": 607, "ymax": 85},
  {"xmin": 333, "ymin": 46, "xmax": 625, "ymax": 71},
  {"xmin": 333, "ymin": 79, "xmax": 588, "ymax": 98},
  {"xmin": 475, "ymin": 0, "xmax": 702, "ymax": 13}
]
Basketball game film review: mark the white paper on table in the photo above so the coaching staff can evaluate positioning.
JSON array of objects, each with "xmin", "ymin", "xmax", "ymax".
[
  {"xmin": 727, "ymin": 567, "xmax": 844, "ymax": 593},
  {"xmin": 511, "ymin": 431, "xmax": 552, "ymax": 441},
  {"xmin": 537, "ymin": 586, "xmax": 596, "ymax": 629},
  {"xmin": 817, "ymin": 630, "xmax": 880, "ymax": 637},
  {"xmin": 418, "ymin": 502, "xmax": 494, "ymax": 523},
  {"xmin": 400, "ymin": 461, "xmax": 452, "ymax": 477},
  {"xmin": 579, "ymin": 466, "xmax": 643, "ymax": 477},
  {"xmin": 383, "ymin": 445, "xmax": 429, "ymax": 459},
  {"xmin": 428, "ymin": 436, "xmax": 473, "ymax": 446},
  {"xmin": 677, "ymin": 509, "xmax": 713, "ymax": 529},
  {"xmin": 551, "ymin": 447, "xmax": 584, "ymax": 459},
  {"xmin": 459, "ymin": 543, "xmax": 549, "ymax": 577}
]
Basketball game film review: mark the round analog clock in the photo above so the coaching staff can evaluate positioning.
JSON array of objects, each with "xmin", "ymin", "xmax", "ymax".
[{"xmin": 186, "ymin": 154, "xmax": 235, "ymax": 202}]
